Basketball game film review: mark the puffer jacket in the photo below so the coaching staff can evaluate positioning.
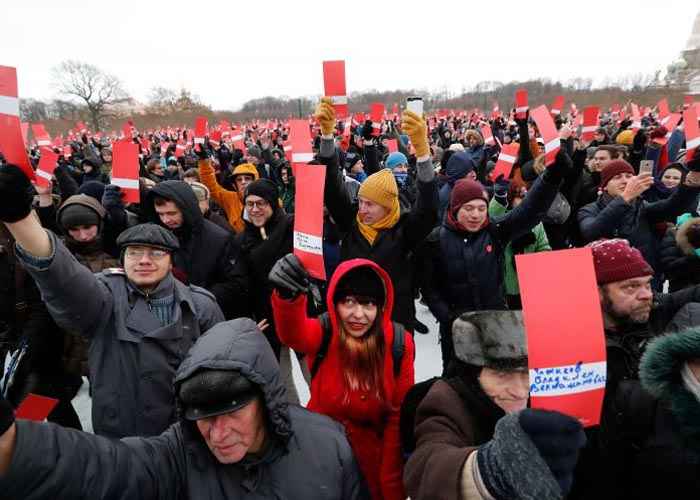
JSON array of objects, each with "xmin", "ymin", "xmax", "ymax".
[
  {"xmin": 658, "ymin": 217, "xmax": 700, "ymax": 292},
  {"xmin": 0, "ymin": 319, "xmax": 368, "ymax": 500}
]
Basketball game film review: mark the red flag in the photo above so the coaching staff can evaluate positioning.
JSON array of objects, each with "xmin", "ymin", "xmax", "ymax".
[
  {"xmin": 323, "ymin": 60, "xmax": 348, "ymax": 119},
  {"xmin": 530, "ymin": 105, "xmax": 561, "ymax": 166},
  {"xmin": 0, "ymin": 66, "xmax": 34, "ymax": 180},
  {"xmin": 112, "ymin": 140, "xmax": 140, "ymax": 204}
]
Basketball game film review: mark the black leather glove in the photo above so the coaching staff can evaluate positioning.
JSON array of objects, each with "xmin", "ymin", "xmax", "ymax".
[
  {"xmin": 101, "ymin": 184, "xmax": 124, "ymax": 211},
  {"xmin": 686, "ymin": 147, "xmax": 700, "ymax": 172},
  {"xmin": 0, "ymin": 394, "xmax": 14, "ymax": 436},
  {"xmin": 269, "ymin": 253, "xmax": 310, "ymax": 299},
  {"xmin": 195, "ymin": 140, "xmax": 210, "ymax": 160},
  {"xmin": 543, "ymin": 149, "xmax": 572, "ymax": 184},
  {"xmin": 362, "ymin": 120, "xmax": 374, "ymax": 141},
  {"xmin": 519, "ymin": 409, "xmax": 586, "ymax": 495},
  {"xmin": 0, "ymin": 164, "xmax": 34, "ymax": 223}
]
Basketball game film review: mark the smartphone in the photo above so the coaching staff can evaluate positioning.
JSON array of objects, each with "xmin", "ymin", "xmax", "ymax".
[
  {"xmin": 639, "ymin": 160, "xmax": 654, "ymax": 176},
  {"xmin": 406, "ymin": 96, "xmax": 424, "ymax": 116}
]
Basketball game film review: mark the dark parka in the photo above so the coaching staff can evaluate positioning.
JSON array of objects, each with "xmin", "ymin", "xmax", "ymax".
[
  {"xmin": 15, "ymin": 230, "xmax": 224, "ymax": 438},
  {"xmin": 0, "ymin": 319, "xmax": 368, "ymax": 500},
  {"xmin": 577, "ymin": 184, "xmax": 700, "ymax": 274},
  {"xmin": 658, "ymin": 216, "xmax": 700, "ymax": 292},
  {"xmin": 319, "ymin": 138, "xmax": 438, "ymax": 332},
  {"xmin": 146, "ymin": 180, "xmax": 237, "ymax": 309}
]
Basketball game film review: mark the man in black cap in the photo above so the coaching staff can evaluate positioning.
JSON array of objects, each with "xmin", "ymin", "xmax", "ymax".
[
  {"xmin": 0, "ymin": 319, "xmax": 368, "ymax": 500},
  {"xmin": 0, "ymin": 164, "xmax": 225, "ymax": 438}
]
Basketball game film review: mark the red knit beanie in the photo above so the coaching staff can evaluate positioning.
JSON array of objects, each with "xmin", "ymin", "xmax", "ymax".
[
  {"xmin": 449, "ymin": 179, "xmax": 488, "ymax": 215},
  {"xmin": 589, "ymin": 239, "xmax": 654, "ymax": 285},
  {"xmin": 599, "ymin": 160, "xmax": 635, "ymax": 189}
]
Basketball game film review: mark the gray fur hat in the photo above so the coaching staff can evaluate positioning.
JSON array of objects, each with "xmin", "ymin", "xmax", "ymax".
[{"xmin": 452, "ymin": 310, "xmax": 528, "ymax": 370}]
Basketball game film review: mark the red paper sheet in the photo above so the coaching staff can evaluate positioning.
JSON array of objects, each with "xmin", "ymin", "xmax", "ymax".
[
  {"xmin": 0, "ymin": 66, "xmax": 34, "ymax": 180},
  {"xmin": 194, "ymin": 116, "xmax": 208, "ymax": 145},
  {"xmin": 684, "ymin": 107, "xmax": 700, "ymax": 161},
  {"xmin": 658, "ymin": 98, "xmax": 670, "ymax": 123},
  {"xmin": 370, "ymin": 103, "xmax": 384, "ymax": 136},
  {"xmin": 16, "ymin": 393, "xmax": 59, "ymax": 421},
  {"xmin": 31, "ymin": 123, "xmax": 51, "ymax": 146},
  {"xmin": 323, "ymin": 60, "xmax": 348, "ymax": 118},
  {"xmin": 288, "ymin": 120, "xmax": 313, "ymax": 163},
  {"xmin": 515, "ymin": 89, "xmax": 528, "ymax": 119},
  {"xmin": 386, "ymin": 139, "xmax": 398, "ymax": 153},
  {"xmin": 293, "ymin": 163, "xmax": 327, "ymax": 280},
  {"xmin": 551, "ymin": 95, "xmax": 565, "ymax": 116},
  {"xmin": 581, "ymin": 106, "xmax": 600, "ymax": 142},
  {"xmin": 20, "ymin": 122, "xmax": 29, "ymax": 146},
  {"xmin": 516, "ymin": 248, "xmax": 607, "ymax": 427},
  {"xmin": 530, "ymin": 105, "xmax": 560, "ymax": 166},
  {"xmin": 490, "ymin": 143, "xmax": 519, "ymax": 180},
  {"xmin": 35, "ymin": 147, "xmax": 58, "ymax": 188},
  {"xmin": 112, "ymin": 140, "xmax": 140, "ymax": 204},
  {"xmin": 480, "ymin": 123, "xmax": 495, "ymax": 146}
]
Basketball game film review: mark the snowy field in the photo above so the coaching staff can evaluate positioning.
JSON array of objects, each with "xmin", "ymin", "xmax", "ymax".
[{"xmin": 71, "ymin": 300, "xmax": 443, "ymax": 432}]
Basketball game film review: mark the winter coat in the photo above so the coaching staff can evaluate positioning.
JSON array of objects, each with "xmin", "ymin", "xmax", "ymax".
[
  {"xmin": 658, "ymin": 217, "xmax": 700, "ymax": 292},
  {"xmin": 0, "ymin": 319, "xmax": 368, "ymax": 500},
  {"xmin": 488, "ymin": 197, "xmax": 551, "ymax": 296},
  {"xmin": 577, "ymin": 184, "xmax": 700, "ymax": 274},
  {"xmin": 272, "ymin": 259, "xmax": 415, "ymax": 500},
  {"xmin": 320, "ymin": 144, "xmax": 438, "ymax": 332},
  {"xmin": 198, "ymin": 159, "xmax": 258, "ymax": 233},
  {"xmin": 146, "ymin": 180, "xmax": 237, "ymax": 310},
  {"xmin": 15, "ymin": 231, "xmax": 224, "ymax": 438}
]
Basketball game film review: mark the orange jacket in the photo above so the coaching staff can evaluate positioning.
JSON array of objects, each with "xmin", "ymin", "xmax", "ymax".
[{"xmin": 198, "ymin": 160, "xmax": 258, "ymax": 233}]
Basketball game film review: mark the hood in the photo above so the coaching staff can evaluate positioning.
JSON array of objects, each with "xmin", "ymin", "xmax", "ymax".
[
  {"xmin": 174, "ymin": 318, "xmax": 292, "ymax": 443},
  {"xmin": 445, "ymin": 151, "xmax": 475, "ymax": 186},
  {"xmin": 675, "ymin": 216, "xmax": 700, "ymax": 257},
  {"xmin": 325, "ymin": 258, "xmax": 395, "ymax": 337},
  {"xmin": 147, "ymin": 180, "xmax": 203, "ymax": 232},
  {"xmin": 57, "ymin": 193, "xmax": 107, "ymax": 222}
]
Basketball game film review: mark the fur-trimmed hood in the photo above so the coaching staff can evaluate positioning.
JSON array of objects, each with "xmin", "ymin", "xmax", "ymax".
[{"xmin": 675, "ymin": 216, "xmax": 700, "ymax": 257}]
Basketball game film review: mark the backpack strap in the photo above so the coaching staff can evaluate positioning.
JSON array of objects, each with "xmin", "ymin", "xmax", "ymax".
[
  {"xmin": 391, "ymin": 322, "xmax": 406, "ymax": 378},
  {"xmin": 310, "ymin": 312, "xmax": 332, "ymax": 380}
]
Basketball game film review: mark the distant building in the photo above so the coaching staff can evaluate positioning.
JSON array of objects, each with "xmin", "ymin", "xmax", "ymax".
[{"xmin": 666, "ymin": 11, "xmax": 700, "ymax": 94}]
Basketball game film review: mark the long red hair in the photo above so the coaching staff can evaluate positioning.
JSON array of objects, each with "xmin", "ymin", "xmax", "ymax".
[{"xmin": 338, "ymin": 314, "xmax": 386, "ymax": 405}]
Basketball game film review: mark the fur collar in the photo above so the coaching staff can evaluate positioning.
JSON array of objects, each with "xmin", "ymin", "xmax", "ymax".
[{"xmin": 675, "ymin": 216, "xmax": 700, "ymax": 257}]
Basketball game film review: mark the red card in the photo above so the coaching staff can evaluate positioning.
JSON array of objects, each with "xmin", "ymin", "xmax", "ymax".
[
  {"xmin": 684, "ymin": 107, "xmax": 700, "ymax": 161},
  {"xmin": 289, "ymin": 119, "xmax": 313, "ymax": 163},
  {"xmin": 323, "ymin": 60, "xmax": 348, "ymax": 119},
  {"xmin": 581, "ymin": 106, "xmax": 600, "ymax": 142},
  {"xmin": 0, "ymin": 66, "xmax": 34, "ymax": 180},
  {"xmin": 35, "ymin": 147, "xmax": 58, "ymax": 188},
  {"xmin": 112, "ymin": 140, "xmax": 140, "ymax": 204},
  {"xmin": 370, "ymin": 103, "xmax": 384, "ymax": 136},
  {"xmin": 20, "ymin": 122, "xmax": 29, "ymax": 146},
  {"xmin": 209, "ymin": 129, "xmax": 222, "ymax": 147},
  {"xmin": 386, "ymin": 139, "xmax": 398, "ymax": 153},
  {"xmin": 517, "ymin": 248, "xmax": 606, "ymax": 427},
  {"xmin": 31, "ymin": 123, "xmax": 52, "ymax": 147},
  {"xmin": 515, "ymin": 89, "xmax": 528, "ymax": 119},
  {"xmin": 194, "ymin": 116, "xmax": 208, "ymax": 145},
  {"xmin": 293, "ymin": 163, "xmax": 327, "ymax": 280},
  {"xmin": 658, "ymin": 98, "xmax": 670, "ymax": 124},
  {"xmin": 490, "ymin": 142, "xmax": 519, "ymax": 180},
  {"xmin": 530, "ymin": 105, "xmax": 560, "ymax": 166},
  {"xmin": 231, "ymin": 128, "xmax": 245, "ymax": 151},
  {"xmin": 551, "ymin": 95, "xmax": 565, "ymax": 116},
  {"xmin": 480, "ymin": 123, "xmax": 495, "ymax": 146},
  {"xmin": 15, "ymin": 393, "xmax": 59, "ymax": 421}
]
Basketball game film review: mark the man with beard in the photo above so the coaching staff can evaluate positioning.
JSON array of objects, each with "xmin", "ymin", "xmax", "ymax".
[{"xmin": 570, "ymin": 238, "xmax": 700, "ymax": 499}]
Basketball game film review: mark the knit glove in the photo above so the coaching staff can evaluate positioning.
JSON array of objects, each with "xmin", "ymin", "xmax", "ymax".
[
  {"xmin": 269, "ymin": 253, "xmax": 310, "ymax": 299},
  {"xmin": 101, "ymin": 184, "xmax": 124, "ymax": 211},
  {"xmin": 543, "ymin": 149, "xmax": 572, "ymax": 184},
  {"xmin": 401, "ymin": 110, "xmax": 430, "ymax": 158},
  {"xmin": 315, "ymin": 97, "xmax": 336, "ymax": 136},
  {"xmin": 0, "ymin": 164, "xmax": 34, "ymax": 223},
  {"xmin": 476, "ymin": 410, "xmax": 585, "ymax": 500},
  {"xmin": 0, "ymin": 394, "xmax": 14, "ymax": 436},
  {"xmin": 519, "ymin": 409, "xmax": 586, "ymax": 496}
]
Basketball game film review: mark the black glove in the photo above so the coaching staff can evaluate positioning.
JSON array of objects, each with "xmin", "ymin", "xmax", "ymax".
[
  {"xmin": 494, "ymin": 176, "xmax": 510, "ymax": 199},
  {"xmin": 543, "ymin": 149, "xmax": 572, "ymax": 184},
  {"xmin": 101, "ymin": 184, "xmax": 124, "ymax": 211},
  {"xmin": 0, "ymin": 394, "xmax": 14, "ymax": 436},
  {"xmin": 686, "ymin": 147, "xmax": 700, "ymax": 172},
  {"xmin": 633, "ymin": 128, "xmax": 648, "ymax": 152},
  {"xmin": 519, "ymin": 409, "xmax": 586, "ymax": 495},
  {"xmin": 195, "ymin": 140, "xmax": 211, "ymax": 160},
  {"xmin": 0, "ymin": 164, "xmax": 34, "ymax": 223},
  {"xmin": 268, "ymin": 253, "xmax": 310, "ymax": 299},
  {"xmin": 362, "ymin": 120, "xmax": 374, "ymax": 141},
  {"xmin": 619, "ymin": 118, "xmax": 632, "ymax": 130},
  {"xmin": 514, "ymin": 110, "xmax": 529, "ymax": 128}
]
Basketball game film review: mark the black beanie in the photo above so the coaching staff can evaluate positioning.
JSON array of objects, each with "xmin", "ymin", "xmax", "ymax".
[
  {"xmin": 59, "ymin": 204, "xmax": 101, "ymax": 230},
  {"xmin": 333, "ymin": 266, "xmax": 386, "ymax": 306},
  {"xmin": 78, "ymin": 180, "xmax": 106, "ymax": 201},
  {"xmin": 244, "ymin": 179, "xmax": 278, "ymax": 208}
]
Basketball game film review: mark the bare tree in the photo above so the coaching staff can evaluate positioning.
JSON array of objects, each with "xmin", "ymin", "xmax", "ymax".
[
  {"xmin": 51, "ymin": 60, "xmax": 129, "ymax": 131},
  {"xmin": 19, "ymin": 98, "xmax": 49, "ymax": 122}
]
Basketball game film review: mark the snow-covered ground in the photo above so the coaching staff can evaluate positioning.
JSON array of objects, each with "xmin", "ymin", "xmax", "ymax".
[{"xmin": 71, "ymin": 300, "xmax": 443, "ymax": 432}]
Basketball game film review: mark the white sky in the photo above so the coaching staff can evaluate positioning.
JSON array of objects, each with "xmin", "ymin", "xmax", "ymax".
[{"xmin": 1, "ymin": 0, "xmax": 699, "ymax": 110}]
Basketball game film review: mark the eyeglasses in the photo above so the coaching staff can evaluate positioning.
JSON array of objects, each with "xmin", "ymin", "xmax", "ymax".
[
  {"xmin": 124, "ymin": 248, "xmax": 169, "ymax": 260},
  {"xmin": 245, "ymin": 200, "xmax": 270, "ymax": 210}
]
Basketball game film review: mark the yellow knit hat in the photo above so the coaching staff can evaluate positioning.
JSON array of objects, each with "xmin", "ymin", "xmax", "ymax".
[
  {"xmin": 358, "ymin": 169, "xmax": 398, "ymax": 209},
  {"xmin": 616, "ymin": 130, "xmax": 634, "ymax": 146},
  {"xmin": 232, "ymin": 163, "xmax": 260, "ymax": 180}
]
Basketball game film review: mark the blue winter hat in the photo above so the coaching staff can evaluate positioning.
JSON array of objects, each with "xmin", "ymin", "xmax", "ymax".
[
  {"xmin": 386, "ymin": 152, "xmax": 408, "ymax": 170},
  {"xmin": 445, "ymin": 151, "xmax": 476, "ymax": 186}
]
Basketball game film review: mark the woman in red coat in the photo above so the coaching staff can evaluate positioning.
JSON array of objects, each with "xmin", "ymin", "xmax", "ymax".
[{"xmin": 270, "ymin": 255, "xmax": 415, "ymax": 500}]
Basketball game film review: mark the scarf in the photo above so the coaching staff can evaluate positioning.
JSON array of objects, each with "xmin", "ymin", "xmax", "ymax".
[{"xmin": 356, "ymin": 198, "xmax": 401, "ymax": 246}]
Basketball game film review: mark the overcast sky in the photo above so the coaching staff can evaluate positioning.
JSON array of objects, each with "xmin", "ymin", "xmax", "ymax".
[{"xmin": 2, "ymin": 0, "xmax": 699, "ymax": 111}]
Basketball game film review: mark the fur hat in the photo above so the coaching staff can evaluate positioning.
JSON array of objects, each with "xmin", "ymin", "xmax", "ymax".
[
  {"xmin": 675, "ymin": 216, "xmax": 700, "ymax": 257},
  {"xmin": 452, "ymin": 310, "xmax": 527, "ymax": 370}
]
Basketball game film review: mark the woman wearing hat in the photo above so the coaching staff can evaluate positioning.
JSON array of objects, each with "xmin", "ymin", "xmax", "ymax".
[{"xmin": 269, "ymin": 255, "xmax": 415, "ymax": 500}]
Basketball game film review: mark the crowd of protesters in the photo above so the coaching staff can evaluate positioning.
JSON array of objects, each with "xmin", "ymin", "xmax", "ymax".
[{"xmin": 1, "ymin": 91, "xmax": 700, "ymax": 500}]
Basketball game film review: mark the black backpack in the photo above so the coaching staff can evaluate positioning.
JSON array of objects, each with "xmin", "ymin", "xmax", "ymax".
[{"xmin": 310, "ymin": 312, "xmax": 406, "ymax": 380}]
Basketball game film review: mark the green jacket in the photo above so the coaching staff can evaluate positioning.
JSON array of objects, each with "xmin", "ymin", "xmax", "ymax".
[{"xmin": 489, "ymin": 197, "xmax": 551, "ymax": 295}]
